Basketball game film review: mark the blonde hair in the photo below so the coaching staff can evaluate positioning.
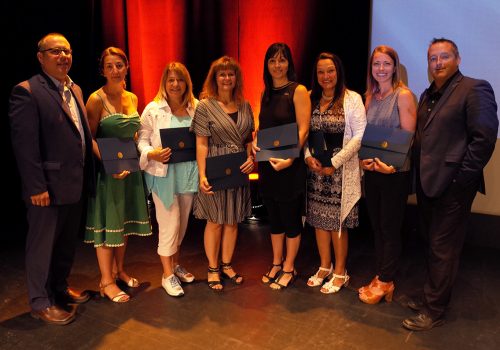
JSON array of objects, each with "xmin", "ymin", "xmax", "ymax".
[{"xmin": 155, "ymin": 62, "xmax": 195, "ymax": 108}]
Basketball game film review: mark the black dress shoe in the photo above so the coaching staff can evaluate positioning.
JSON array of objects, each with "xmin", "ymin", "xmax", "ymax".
[
  {"xmin": 402, "ymin": 313, "xmax": 444, "ymax": 331},
  {"xmin": 56, "ymin": 287, "xmax": 90, "ymax": 304},
  {"xmin": 407, "ymin": 299, "xmax": 423, "ymax": 312},
  {"xmin": 31, "ymin": 305, "xmax": 76, "ymax": 325}
]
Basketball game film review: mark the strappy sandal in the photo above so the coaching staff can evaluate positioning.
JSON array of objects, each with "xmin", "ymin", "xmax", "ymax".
[
  {"xmin": 220, "ymin": 262, "xmax": 243, "ymax": 285},
  {"xmin": 207, "ymin": 266, "xmax": 223, "ymax": 292},
  {"xmin": 307, "ymin": 263, "xmax": 333, "ymax": 287},
  {"xmin": 116, "ymin": 271, "xmax": 139, "ymax": 288},
  {"xmin": 320, "ymin": 270, "xmax": 350, "ymax": 294},
  {"xmin": 99, "ymin": 281, "xmax": 130, "ymax": 303},
  {"xmin": 270, "ymin": 270, "xmax": 297, "ymax": 290},
  {"xmin": 262, "ymin": 263, "xmax": 283, "ymax": 284}
]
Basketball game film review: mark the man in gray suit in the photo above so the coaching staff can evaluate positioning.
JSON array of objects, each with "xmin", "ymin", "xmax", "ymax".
[
  {"xmin": 9, "ymin": 33, "xmax": 95, "ymax": 325},
  {"xmin": 404, "ymin": 38, "xmax": 498, "ymax": 331}
]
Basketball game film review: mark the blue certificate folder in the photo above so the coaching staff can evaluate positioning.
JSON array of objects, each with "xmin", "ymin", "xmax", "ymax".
[
  {"xmin": 160, "ymin": 127, "xmax": 196, "ymax": 163},
  {"xmin": 359, "ymin": 124, "xmax": 414, "ymax": 168},
  {"xmin": 96, "ymin": 137, "xmax": 140, "ymax": 174},
  {"xmin": 308, "ymin": 131, "xmax": 333, "ymax": 167},
  {"xmin": 256, "ymin": 122, "xmax": 300, "ymax": 162},
  {"xmin": 206, "ymin": 151, "xmax": 249, "ymax": 191}
]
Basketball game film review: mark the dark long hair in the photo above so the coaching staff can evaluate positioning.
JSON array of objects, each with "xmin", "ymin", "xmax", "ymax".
[
  {"xmin": 262, "ymin": 42, "xmax": 297, "ymax": 104},
  {"xmin": 310, "ymin": 52, "xmax": 346, "ymax": 104}
]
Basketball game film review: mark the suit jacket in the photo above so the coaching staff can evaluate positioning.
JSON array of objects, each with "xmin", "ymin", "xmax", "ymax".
[
  {"xmin": 9, "ymin": 72, "xmax": 95, "ymax": 205},
  {"xmin": 417, "ymin": 71, "xmax": 498, "ymax": 198}
]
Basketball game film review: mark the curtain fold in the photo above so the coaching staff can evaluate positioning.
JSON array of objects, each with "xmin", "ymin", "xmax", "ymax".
[{"xmin": 100, "ymin": 0, "xmax": 363, "ymax": 113}]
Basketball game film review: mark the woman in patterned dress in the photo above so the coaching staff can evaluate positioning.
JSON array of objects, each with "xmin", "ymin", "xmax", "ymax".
[
  {"xmin": 358, "ymin": 45, "xmax": 416, "ymax": 304},
  {"xmin": 85, "ymin": 47, "xmax": 151, "ymax": 302},
  {"xmin": 190, "ymin": 56, "xmax": 254, "ymax": 291},
  {"xmin": 138, "ymin": 62, "xmax": 198, "ymax": 297},
  {"xmin": 304, "ymin": 52, "xmax": 366, "ymax": 294}
]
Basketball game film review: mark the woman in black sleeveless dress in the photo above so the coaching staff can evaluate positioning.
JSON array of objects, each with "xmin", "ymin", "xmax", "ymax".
[{"xmin": 253, "ymin": 43, "xmax": 311, "ymax": 290}]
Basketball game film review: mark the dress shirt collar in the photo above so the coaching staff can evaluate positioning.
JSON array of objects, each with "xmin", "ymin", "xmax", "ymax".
[{"xmin": 43, "ymin": 70, "xmax": 74, "ymax": 91}]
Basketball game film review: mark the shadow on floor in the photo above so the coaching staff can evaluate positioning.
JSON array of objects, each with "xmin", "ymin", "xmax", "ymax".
[{"xmin": 1, "ymin": 202, "xmax": 499, "ymax": 349}]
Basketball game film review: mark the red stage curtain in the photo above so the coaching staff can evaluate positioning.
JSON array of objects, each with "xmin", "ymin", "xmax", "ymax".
[
  {"xmin": 101, "ymin": 0, "xmax": 314, "ymax": 113},
  {"xmin": 101, "ymin": 0, "xmax": 127, "ymax": 50},
  {"xmin": 238, "ymin": 0, "xmax": 315, "ymax": 119}
]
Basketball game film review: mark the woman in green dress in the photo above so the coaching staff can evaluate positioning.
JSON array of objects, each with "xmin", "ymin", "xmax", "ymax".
[{"xmin": 84, "ymin": 47, "xmax": 151, "ymax": 302}]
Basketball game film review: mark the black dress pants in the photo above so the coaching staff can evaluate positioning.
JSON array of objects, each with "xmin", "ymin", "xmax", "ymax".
[
  {"xmin": 416, "ymin": 178, "xmax": 478, "ymax": 319},
  {"xmin": 364, "ymin": 171, "xmax": 410, "ymax": 282},
  {"xmin": 26, "ymin": 199, "xmax": 83, "ymax": 310}
]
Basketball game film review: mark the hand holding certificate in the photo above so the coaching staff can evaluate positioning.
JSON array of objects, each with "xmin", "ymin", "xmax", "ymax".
[
  {"xmin": 359, "ymin": 124, "xmax": 414, "ymax": 169},
  {"xmin": 96, "ymin": 138, "xmax": 140, "ymax": 175},
  {"xmin": 255, "ymin": 122, "xmax": 300, "ymax": 162},
  {"xmin": 308, "ymin": 130, "xmax": 335, "ymax": 167},
  {"xmin": 160, "ymin": 127, "xmax": 196, "ymax": 163},
  {"xmin": 205, "ymin": 151, "xmax": 249, "ymax": 191}
]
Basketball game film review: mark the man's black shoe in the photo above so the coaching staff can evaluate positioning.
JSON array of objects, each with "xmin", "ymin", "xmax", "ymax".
[
  {"xmin": 56, "ymin": 287, "xmax": 90, "ymax": 304},
  {"xmin": 402, "ymin": 313, "xmax": 444, "ymax": 331}
]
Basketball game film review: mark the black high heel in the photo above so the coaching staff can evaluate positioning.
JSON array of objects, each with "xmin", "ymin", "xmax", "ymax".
[
  {"xmin": 261, "ymin": 263, "xmax": 283, "ymax": 284},
  {"xmin": 270, "ymin": 270, "xmax": 297, "ymax": 290},
  {"xmin": 220, "ymin": 262, "xmax": 243, "ymax": 285},
  {"xmin": 207, "ymin": 266, "xmax": 223, "ymax": 292}
]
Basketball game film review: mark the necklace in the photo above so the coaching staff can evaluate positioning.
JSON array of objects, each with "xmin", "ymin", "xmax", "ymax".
[
  {"xmin": 321, "ymin": 91, "xmax": 334, "ymax": 101},
  {"xmin": 375, "ymin": 89, "xmax": 393, "ymax": 101}
]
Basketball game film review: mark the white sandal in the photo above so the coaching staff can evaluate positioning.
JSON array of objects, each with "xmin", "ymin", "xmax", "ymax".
[
  {"xmin": 307, "ymin": 263, "xmax": 333, "ymax": 287},
  {"xmin": 320, "ymin": 270, "xmax": 350, "ymax": 294},
  {"xmin": 116, "ymin": 271, "xmax": 139, "ymax": 288},
  {"xmin": 99, "ymin": 282, "xmax": 130, "ymax": 303}
]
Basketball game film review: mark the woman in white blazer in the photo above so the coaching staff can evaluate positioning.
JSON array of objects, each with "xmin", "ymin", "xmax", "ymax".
[{"xmin": 138, "ymin": 62, "xmax": 198, "ymax": 297}]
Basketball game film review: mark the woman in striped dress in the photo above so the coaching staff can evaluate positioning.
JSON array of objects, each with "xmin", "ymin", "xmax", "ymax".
[{"xmin": 190, "ymin": 56, "xmax": 255, "ymax": 291}]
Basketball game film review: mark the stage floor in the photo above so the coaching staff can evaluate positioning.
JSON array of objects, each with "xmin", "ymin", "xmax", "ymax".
[{"xmin": 1, "ymin": 213, "xmax": 499, "ymax": 349}]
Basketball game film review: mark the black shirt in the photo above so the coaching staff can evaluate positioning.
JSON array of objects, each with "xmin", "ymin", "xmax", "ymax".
[{"xmin": 414, "ymin": 70, "xmax": 460, "ymax": 168}]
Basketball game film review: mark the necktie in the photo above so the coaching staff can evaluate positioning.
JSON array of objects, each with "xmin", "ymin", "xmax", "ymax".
[{"xmin": 61, "ymin": 84, "xmax": 86, "ymax": 157}]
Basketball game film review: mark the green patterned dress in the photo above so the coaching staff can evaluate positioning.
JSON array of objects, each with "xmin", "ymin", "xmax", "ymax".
[{"xmin": 85, "ymin": 112, "xmax": 152, "ymax": 247}]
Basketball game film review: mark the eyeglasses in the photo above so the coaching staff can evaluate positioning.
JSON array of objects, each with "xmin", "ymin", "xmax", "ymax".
[{"xmin": 40, "ymin": 47, "xmax": 72, "ymax": 56}]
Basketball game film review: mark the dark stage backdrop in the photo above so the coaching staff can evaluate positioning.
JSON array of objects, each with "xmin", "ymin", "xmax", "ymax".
[
  {"xmin": 2, "ymin": 0, "xmax": 370, "ymax": 237},
  {"xmin": 99, "ymin": 0, "xmax": 370, "ymax": 115}
]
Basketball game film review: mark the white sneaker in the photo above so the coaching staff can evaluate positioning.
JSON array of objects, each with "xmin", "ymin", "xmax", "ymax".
[
  {"xmin": 162, "ymin": 274, "xmax": 184, "ymax": 297},
  {"xmin": 174, "ymin": 265, "xmax": 195, "ymax": 283}
]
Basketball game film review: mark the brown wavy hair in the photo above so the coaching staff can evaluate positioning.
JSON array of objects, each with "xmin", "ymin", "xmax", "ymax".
[{"xmin": 199, "ymin": 56, "xmax": 244, "ymax": 106}]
